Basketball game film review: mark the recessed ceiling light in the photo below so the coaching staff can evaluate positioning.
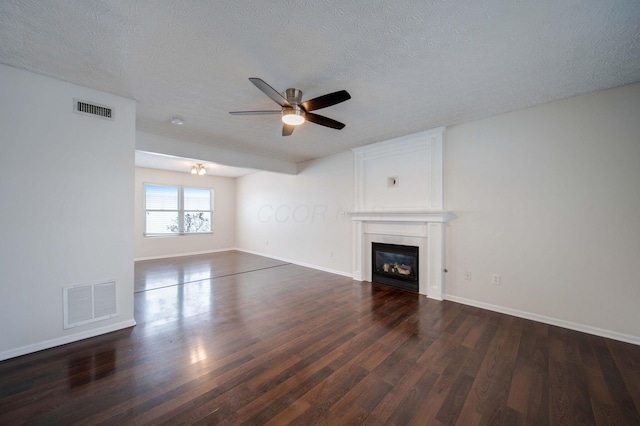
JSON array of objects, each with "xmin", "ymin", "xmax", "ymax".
[{"xmin": 170, "ymin": 117, "xmax": 184, "ymax": 125}]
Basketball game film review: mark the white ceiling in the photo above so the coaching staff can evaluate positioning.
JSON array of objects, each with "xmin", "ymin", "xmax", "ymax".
[{"xmin": 1, "ymin": 0, "xmax": 639, "ymax": 166}]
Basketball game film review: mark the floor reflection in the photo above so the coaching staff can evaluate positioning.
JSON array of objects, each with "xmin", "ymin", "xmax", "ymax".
[
  {"xmin": 134, "ymin": 250, "xmax": 288, "ymax": 293},
  {"xmin": 136, "ymin": 279, "xmax": 216, "ymax": 326},
  {"xmin": 189, "ymin": 339, "xmax": 208, "ymax": 365},
  {"xmin": 67, "ymin": 349, "xmax": 116, "ymax": 389},
  {"xmin": 134, "ymin": 252, "xmax": 292, "ymax": 330}
]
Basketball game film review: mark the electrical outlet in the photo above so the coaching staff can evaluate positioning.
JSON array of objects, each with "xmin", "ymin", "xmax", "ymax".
[
  {"xmin": 464, "ymin": 272, "xmax": 472, "ymax": 280},
  {"xmin": 491, "ymin": 274, "xmax": 501, "ymax": 285}
]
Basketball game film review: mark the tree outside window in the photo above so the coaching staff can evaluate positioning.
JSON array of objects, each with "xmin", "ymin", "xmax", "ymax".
[{"xmin": 144, "ymin": 184, "xmax": 213, "ymax": 235}]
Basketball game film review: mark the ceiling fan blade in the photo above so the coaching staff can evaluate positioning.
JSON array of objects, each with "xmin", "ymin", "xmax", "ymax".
[
  {"xmin": 282, "ymin": 124, "xmax": 295, "ymax": 136},
  {"xmin": 305, "ymin": 113, "xmax": 346, "ymax": 130},
  {"xmin": 249, "ymin": 78, "xmax": 291, "ymax": 107},
  {"xmin": 301, "ymin": 90, "xmax": 351, "ymax": 112},
  {"xmin": 229, "ymin": 110, "xmax": 281, "ymax": 115}
]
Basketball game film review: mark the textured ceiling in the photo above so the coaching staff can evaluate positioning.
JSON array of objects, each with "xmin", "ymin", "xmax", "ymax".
[{"xmin": 1, "ymin": 0, "xmax": 639, "ymax": 164}]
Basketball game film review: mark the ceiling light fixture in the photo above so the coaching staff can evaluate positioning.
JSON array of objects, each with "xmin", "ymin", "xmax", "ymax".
[
  {"xmin": 191, "ymin": 163, "xmax": 206, "ymax": 175},
  {"xmin": 282, "ymin": 107, "xmax": 305, "ymax": 126},
  {"xmin": 171, "ymin": 117, "xmax": 184, "ymax": 125}
]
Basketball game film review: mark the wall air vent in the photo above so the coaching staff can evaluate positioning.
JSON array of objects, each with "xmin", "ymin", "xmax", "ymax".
[
  {"xmin": 63, "ymin": 280, "xmax": 118, "ymax": 329},
  {"xmin": 73, "ymin": 98, "xmax": 114, "ymax": 120}
]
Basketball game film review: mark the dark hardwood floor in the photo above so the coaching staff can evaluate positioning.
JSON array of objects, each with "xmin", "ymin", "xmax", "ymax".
[
  {"xmin": 134, "ymin": 251, "xmax": 289, "ymax": 293},
  {"xmin": 1, "ymin": 251, "xmax": 639, "ymax": 425}
]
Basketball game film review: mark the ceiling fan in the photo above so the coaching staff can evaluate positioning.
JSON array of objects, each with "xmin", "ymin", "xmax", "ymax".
[{"xmin": 229, "ymin": 78, "xmax": 351, "ymax": 136}]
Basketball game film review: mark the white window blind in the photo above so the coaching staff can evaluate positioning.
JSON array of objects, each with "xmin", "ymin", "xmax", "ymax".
[
  {"xmin": 183, "ymin": 187, "xmax": 212, "ymax": 233},
  {"xmin": 144, "ymin": 184, "xmax": 213, "ymax": 235}
]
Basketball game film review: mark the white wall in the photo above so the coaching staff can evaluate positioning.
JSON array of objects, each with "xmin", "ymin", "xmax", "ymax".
[
  {"xmin": 0, "ymin": 65, "xmax": 136, "ymax": 360},
  {"xmin": 235, "ymin": 83, "xmax": 640, "ymax": 343},
  {"xmin": 352, "ymin": 128, "xmax": 444, "ymax": 211},
  {"xmin": 134, "ymin": 167, "xmax": 236, "ymax": 260},
  {"xmin": 445, "ymin": 83, "xmax": 640, "ymax": 342},
  {"xmin": 236, "ymin": 151, "xmax": 354, "ymax": 276}
]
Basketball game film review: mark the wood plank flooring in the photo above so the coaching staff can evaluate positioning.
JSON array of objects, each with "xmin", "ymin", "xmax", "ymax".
[
  {"xmin": 134, "ymin": 251, "xmax": 289, "ymax": 293},
  {"xmin": 1, "ymin": 251, "xmax": 639, "ymax": 425}
]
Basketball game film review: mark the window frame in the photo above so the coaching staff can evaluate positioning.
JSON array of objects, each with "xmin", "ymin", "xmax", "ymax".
[{"xmin": 143, "ymin": 183, "xmax": 214, "ymax": 237}]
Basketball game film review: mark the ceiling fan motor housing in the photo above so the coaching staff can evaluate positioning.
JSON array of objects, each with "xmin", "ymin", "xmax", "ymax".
[
  {"xmin": 285, "ymin": 88, "xmax": 303, "ymax": 105},
  {"xmin": 283, "ymin": 88, "xmax": 305, "ymax": 124}
]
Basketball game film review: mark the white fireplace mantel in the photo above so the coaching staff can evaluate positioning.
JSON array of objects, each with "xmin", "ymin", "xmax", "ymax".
[
  {"xmin": 350, "ymin": 128, "xmax": 450, "ymax": 300},
  {"xmin": 349, "ymin": 210, "xmax": 451, "ymax": 223}
]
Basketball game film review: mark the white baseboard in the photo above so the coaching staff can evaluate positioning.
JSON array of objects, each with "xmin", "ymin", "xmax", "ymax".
[
  {"xmin": 134, "ymin": 247, "xmax": 236, "ymax": 262},
  {"xmin": 445, "ymin": 294, "xmax": 640, "ymax": 346},
  {"xmin": 0, "ymin": 319, "xmax": 137, "ymax": 362},
  {"xmin": 236, "ymin": 248, "xmax": 353, "ymax": 278}
]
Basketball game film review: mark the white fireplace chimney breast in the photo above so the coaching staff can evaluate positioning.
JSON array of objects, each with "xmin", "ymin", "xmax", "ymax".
[{"xmin": 350, "ymin": 127, "xmax": 450, "ymax": 300}]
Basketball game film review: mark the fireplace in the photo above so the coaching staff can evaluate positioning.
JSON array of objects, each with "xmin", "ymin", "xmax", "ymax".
[
  {"xmin": 350, "ymin": 127, "xmax": 450, "ymax": 299},
  {"xmin": 372, "ymin": 242, "xmax": 419, "ymax": 292}
]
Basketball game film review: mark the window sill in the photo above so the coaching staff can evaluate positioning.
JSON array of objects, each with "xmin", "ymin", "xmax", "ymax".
[{"xmin": 144, "ymin": 232, "xmax": 214, "ymax": 238}]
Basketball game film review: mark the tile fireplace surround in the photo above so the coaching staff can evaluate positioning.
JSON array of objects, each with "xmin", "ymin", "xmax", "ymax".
[{"xmin": 350, "ymin": 127, "xmax": 451, "ymax": 300}]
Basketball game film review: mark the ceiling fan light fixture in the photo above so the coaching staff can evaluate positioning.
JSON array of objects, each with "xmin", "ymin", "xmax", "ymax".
[
  {"xmin": 282, "ymin": 108, "xmax": 305, "ymax": 126},
  {"xmin": 230, "ymin": 78, "xmax": 350, "ymax": 135}
]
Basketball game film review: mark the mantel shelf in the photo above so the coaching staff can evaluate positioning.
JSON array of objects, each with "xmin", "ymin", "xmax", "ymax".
[{"xmin": 349, "ymin": 210, "xmax": 452, "ymax": 223}]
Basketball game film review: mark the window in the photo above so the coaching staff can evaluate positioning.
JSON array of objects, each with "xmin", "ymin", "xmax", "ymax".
[{"xmin": 144, "ymin": 184, "xmax": 213, "ymax": 236}]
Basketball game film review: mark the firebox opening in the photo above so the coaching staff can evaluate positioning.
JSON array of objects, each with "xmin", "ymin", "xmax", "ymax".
[{"xmin": 372, "ymin": 242, "xmax": 419, "ymax": 292}]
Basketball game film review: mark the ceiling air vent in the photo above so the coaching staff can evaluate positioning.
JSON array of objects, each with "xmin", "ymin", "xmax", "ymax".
[{"xmin": 73, "ymin": 98, "xmax": 114, "ymax": 120}]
